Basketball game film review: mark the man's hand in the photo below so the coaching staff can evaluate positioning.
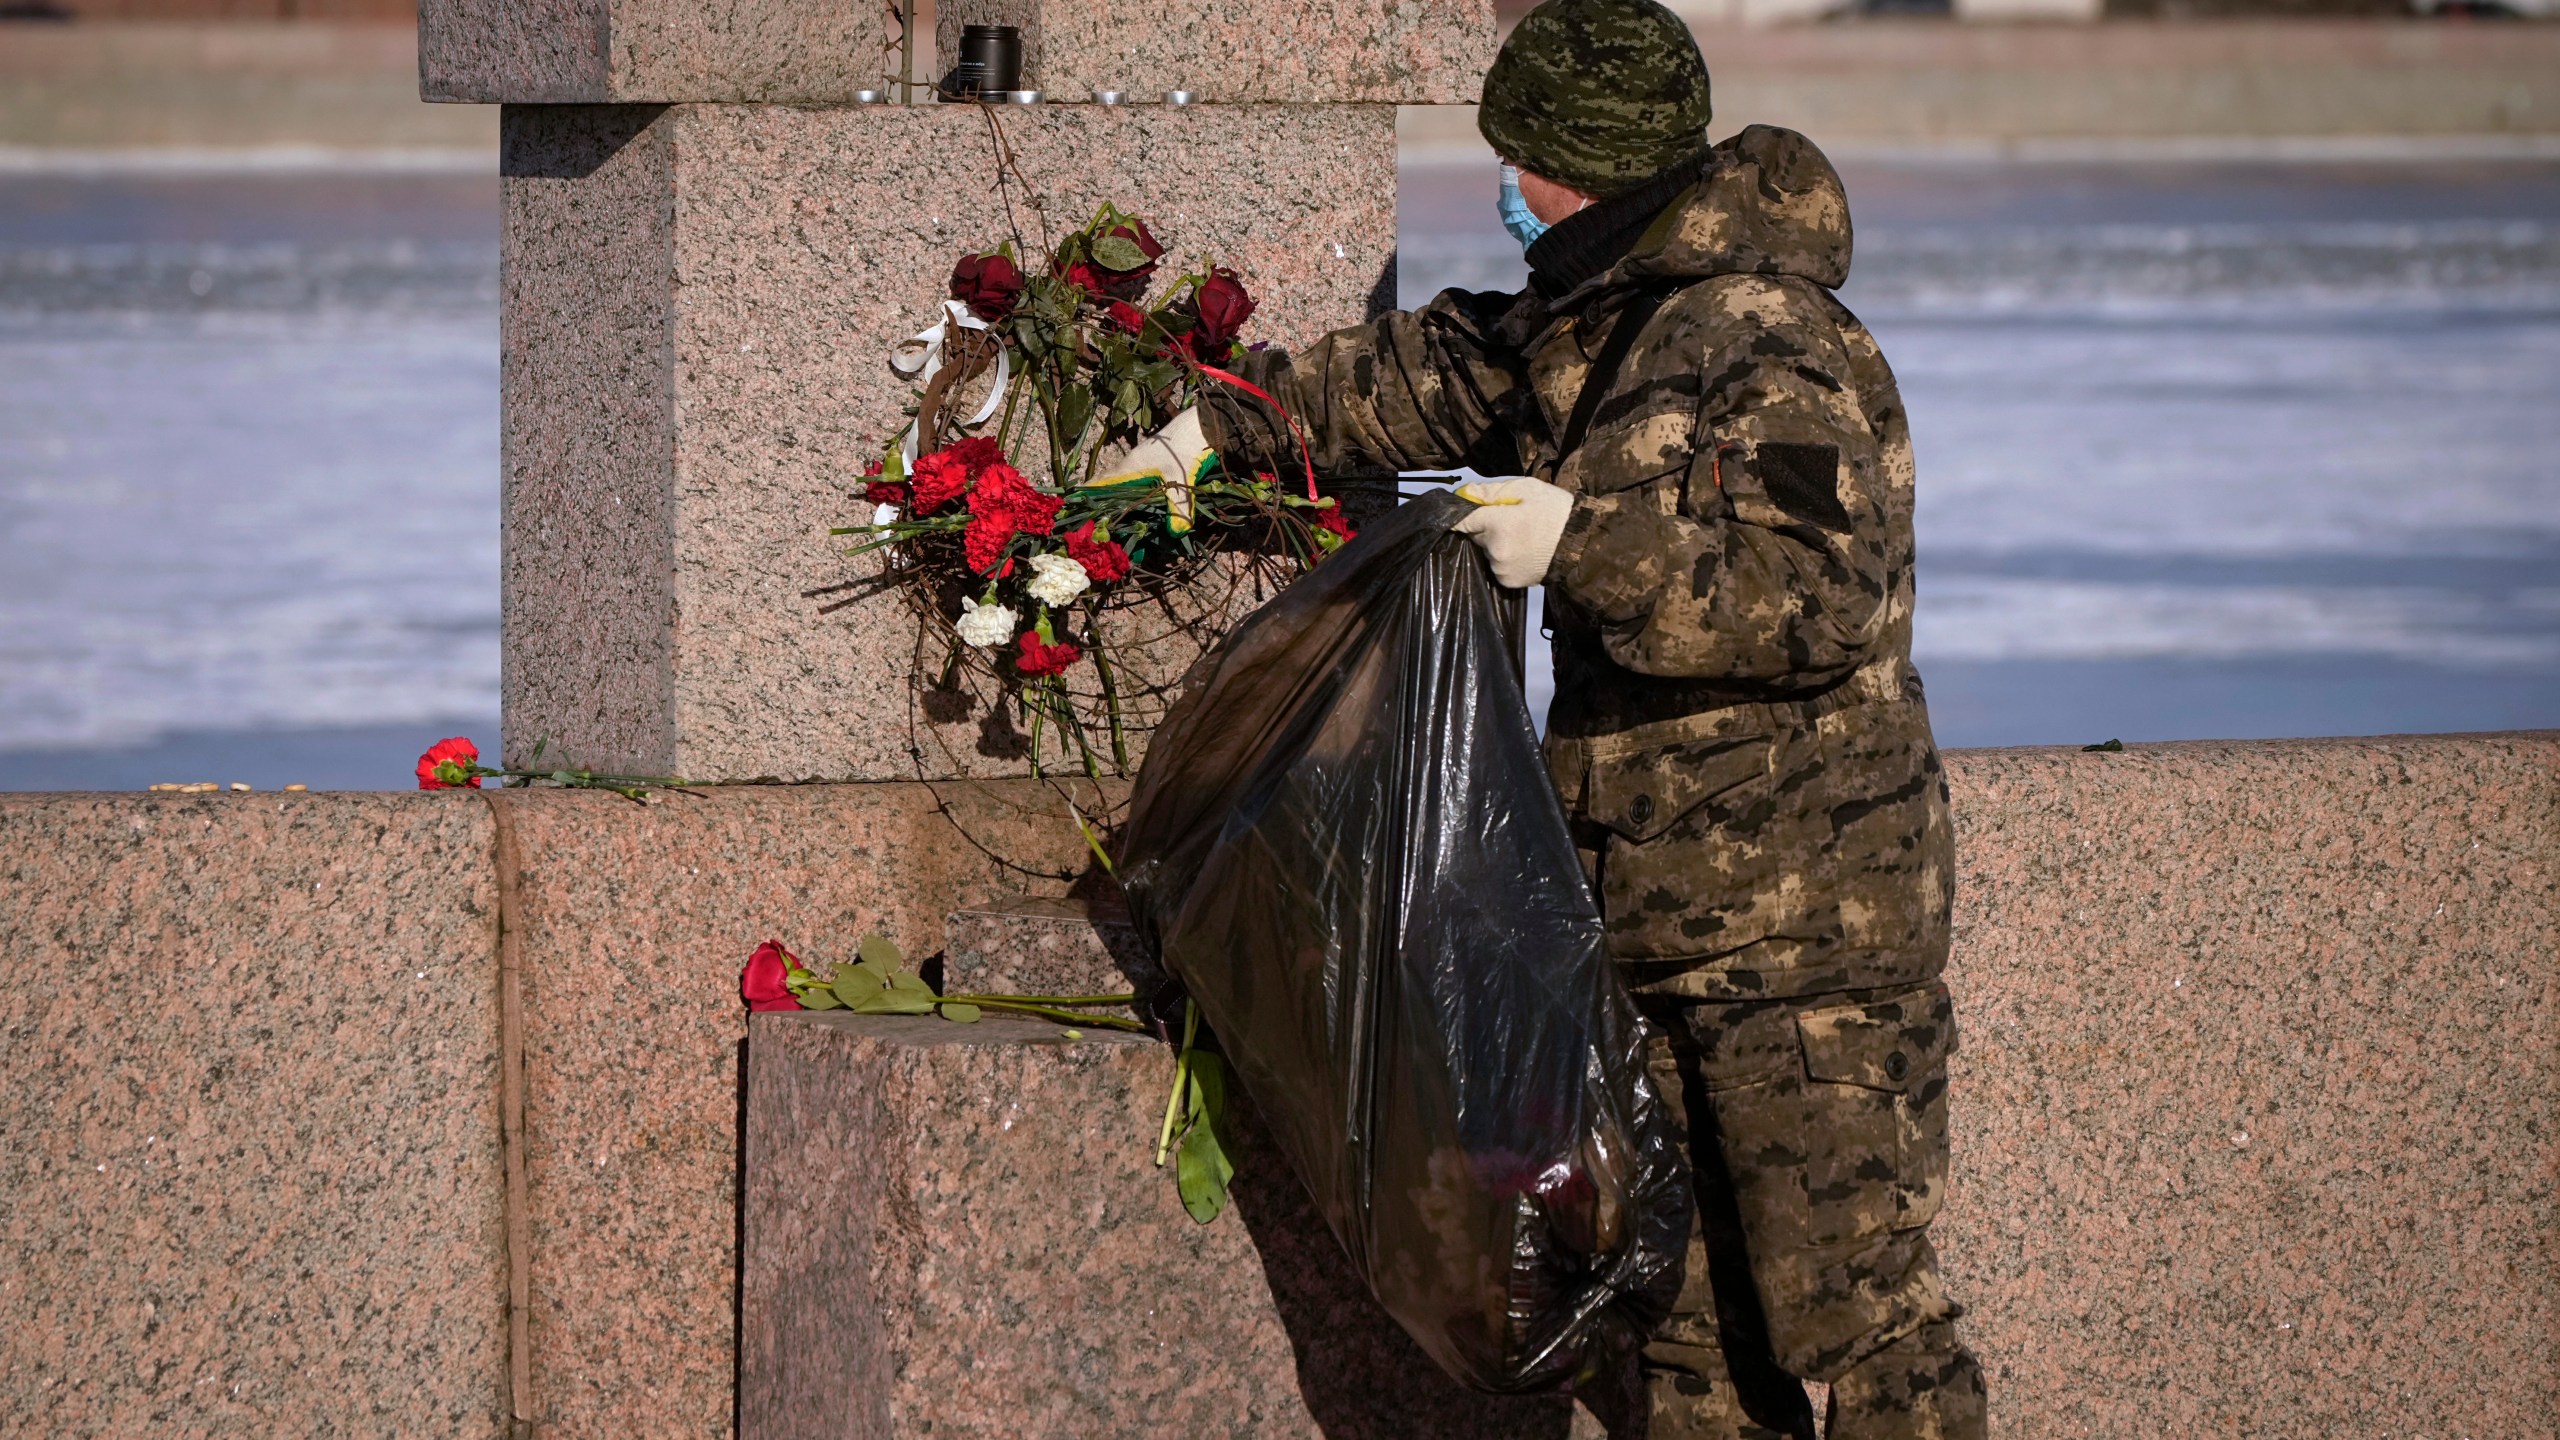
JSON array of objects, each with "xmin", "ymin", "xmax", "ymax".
[{"xmin": 1453, "ymin": 476, "xmax": 1574, "ymax": 588}]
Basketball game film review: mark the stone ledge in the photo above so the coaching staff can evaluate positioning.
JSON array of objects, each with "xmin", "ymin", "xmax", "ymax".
[
  {"xmin": 939, "ymin": 892, "xmax": 1151, "ymax": 998},
  {"xmin": 422, "ymin": 0, "xmax": 1490, "ymax": 104},
  {"xmin": 420, "ymin": 0, "xmax": 888, "ymax": 104},
  {"xmin": 741, "ymin": 1010, "xmax": 1588, "ymax": 1439}
]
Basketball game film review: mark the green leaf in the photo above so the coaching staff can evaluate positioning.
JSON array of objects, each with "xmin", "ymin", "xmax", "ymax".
[
  {"xmin": 1054, "ymin": 385, "xmax": 1095, "ymax": 450},
  {"xmin": 1173, "ymin": 1116, "xmax": 1234, "ymax": 1224},
  {"xmin": 851, "ymin": 988, "xmax": 937, "ymax": 1016},
  {"xmin": 798, "ymin": 987, "xmax": 845, "ymax": 1011},
  {"xmin": 832, "ymin": 967, "xmax": 886, "ymax": 1008},
  {"xmin": 857, "ymin": 933, "xmax": 905, "ymax": 971},
  {"xmin": 1172, "ymin": 1049, "xmax": 1233, "ymax": 1224},
  {"xmin": 938, "ymin": 1001, "xmax": 983, "ymax": 1023},
  {"xmin": 1091, "ymin": 235, "xmax": 1151, "ymax": 272}
]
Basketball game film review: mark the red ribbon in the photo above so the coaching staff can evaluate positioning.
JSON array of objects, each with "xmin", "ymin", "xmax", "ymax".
[{"xmin": 1197, "ymin": 364, "xmax": 1319, "ymax": 503}]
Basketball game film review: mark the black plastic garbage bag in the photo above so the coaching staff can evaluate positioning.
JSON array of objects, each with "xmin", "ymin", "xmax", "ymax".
[{"xmin": 1118, "ymin": 489, "xmax": 1691, "ymax": 1393}]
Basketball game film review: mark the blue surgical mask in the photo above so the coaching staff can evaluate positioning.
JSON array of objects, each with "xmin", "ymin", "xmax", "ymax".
[{"xmin": 1498, "ymin": 163, "xmax": 1548, "ymax": 252}]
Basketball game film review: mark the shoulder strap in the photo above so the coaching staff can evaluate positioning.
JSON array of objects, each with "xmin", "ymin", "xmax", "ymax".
[{"xmin": 1556, "ymin": 282, "xmax": 1678, "ymax": 459}]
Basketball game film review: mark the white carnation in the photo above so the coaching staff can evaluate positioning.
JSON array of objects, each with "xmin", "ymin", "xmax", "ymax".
[
  {"xmin": 1024, "ymin": 552, "xmax": 1093, "ymax": 607},
  {"xmin": 954, "ymin": 599, "xmax": 1018, "ymax": 649}
]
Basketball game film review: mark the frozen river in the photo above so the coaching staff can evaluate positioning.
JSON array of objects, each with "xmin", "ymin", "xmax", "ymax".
[{"xmin": 2, "ymin": 155, "xmax": 2555, "ymax": 788}]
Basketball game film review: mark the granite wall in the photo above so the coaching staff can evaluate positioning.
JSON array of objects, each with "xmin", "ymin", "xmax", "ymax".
[
  {"xmin": 3, "ymin": 733, "xmax": 2554, "ymax": 1437},
  {"xmin": 497, "ymin": 101, "xmax": 1402, "ymax": 785}
]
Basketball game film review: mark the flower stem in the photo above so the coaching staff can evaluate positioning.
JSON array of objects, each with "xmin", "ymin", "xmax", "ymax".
[
  {"xmin": 1154, "ymin": 1000, "xmax": 1198, "ymax": 1167},
  {"xmin": 958, "ymin": 997, "xmax": 1143, "ymax": 1031}
]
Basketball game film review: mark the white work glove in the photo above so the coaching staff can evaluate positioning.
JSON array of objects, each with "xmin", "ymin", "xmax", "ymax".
[
  {"xmin": 1453, "ymin": 476, "xmax": 1575, "ymax": 588},
  {"xmin": 1092, "ymin": 406, "xmax": 1211, "ymax": 531}
]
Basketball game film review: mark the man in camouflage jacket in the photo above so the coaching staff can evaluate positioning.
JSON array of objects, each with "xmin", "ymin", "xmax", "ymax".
[{"xmin": 1121, "ymin": 1, "xmax": 1989, "ymax": 1434}]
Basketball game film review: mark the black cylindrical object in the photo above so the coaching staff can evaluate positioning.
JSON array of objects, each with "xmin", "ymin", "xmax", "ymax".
[{"xmin": 941, "ymin": 24, "xmax": 1023, "ymax": 99}]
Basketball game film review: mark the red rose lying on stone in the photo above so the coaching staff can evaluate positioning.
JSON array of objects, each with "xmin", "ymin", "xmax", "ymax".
[
  {"xmin": 1063, "ymin": 520, "xmax": 1132, "ymax": 583},
  {"xmin": 1015, "ymin": 632, "xmax": 1083, "ymax": 677},
  {"xmin": 1189, "ymin": 267, "xmax": 1257, "ymax": 356},
  {"xmin": 963, "ymin": 462, "xmax": 1065, "ymax": 575},
  {"xmin": 949, "ymin": 250, "xmax": 1024, "ymax": 321},
  {"xmin": 416, "ymin": 737, "xmax": 482, "ymax": 790},
  {"xmin": 740, "ymin": 940, "xmax": 803, "ymax": 1012}
]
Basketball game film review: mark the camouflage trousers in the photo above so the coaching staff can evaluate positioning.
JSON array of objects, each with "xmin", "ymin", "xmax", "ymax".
[{"xmin": 1590, "ymin": 979, "xmax": 1987, "ymax": 1440}]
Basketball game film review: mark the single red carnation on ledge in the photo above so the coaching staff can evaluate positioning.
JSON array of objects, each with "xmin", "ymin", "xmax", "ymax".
[
  {"xmin": 416, "ymin": 736, "xmax": 481, "ymax": 790},
  {"xmin": 1015, "ymin": 632, "xmax": 1083, "ymax": 677},
  {"xmin": 740, "ymin": 940, "xmax": 803, "ymax": 1012},
  {"xmin": 1062, "ymin": 520, "xmax": 1132, "ymax": 583}
]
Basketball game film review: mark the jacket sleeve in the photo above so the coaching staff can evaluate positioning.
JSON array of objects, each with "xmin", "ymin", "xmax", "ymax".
[
  {"xmin": 1543, "ymin": 277, "xmax": 1893, "ymax": 686},
  {"xmin": 1200, "ymin": 286, "xmax": 1534, "ymax": 476}
]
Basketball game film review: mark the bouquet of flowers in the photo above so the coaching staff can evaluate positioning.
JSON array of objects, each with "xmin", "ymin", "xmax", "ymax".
[{"xmin": 838, "ymin": 203, "xmax": 1352, "ymax": 779}]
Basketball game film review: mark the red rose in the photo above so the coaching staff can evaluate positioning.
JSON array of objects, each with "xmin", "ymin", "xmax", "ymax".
[
  {"xmin": 1062, "ymin": 520, "xmax": 1132, "ymax": 583},
  {"xmin": 1058, "ymin": 261, "xmax": 1107, "ymax": 296},
  {"xmin": 949, "ymin": 250, "xmax": 1025, "ymax": 321},
  {"xmin": 1015, "ymin": 632, "xmax": 1084, "ymax": 677},
  {"xmin": 416, "ymin": 736, "xmax": 481, "ymax": 790},
  {"xmin": 962, "ymin": 462, "xmax": 1065, "ymax": 574},
  {"xmin": 1190, "ymin": 267, "xmax": 1257, "ymax": 355},
  {"xmin": 1104, "ymin": 301, "xmax": 1148, "ymax": 336},
  {"xmin": 740, "ymin": 940, "xmax": 803, "ymax": 1013}
]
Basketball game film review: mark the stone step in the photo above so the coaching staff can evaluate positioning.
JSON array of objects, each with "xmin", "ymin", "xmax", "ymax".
[
  {"xmin": 741, "ymin": 1011, "xmax": 1600, "ymax": 1439},
  {"xmin": 939, "ymin": 892, "xmax": 1161, "ymax": 1000}
]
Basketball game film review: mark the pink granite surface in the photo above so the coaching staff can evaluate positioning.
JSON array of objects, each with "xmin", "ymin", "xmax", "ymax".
[
  {"xmin": 742, "ymin": 1011, "xmax": 1584, "ymax": 1439},
  {"xmin": 935, "ymin": 0, "xmax": 1494, "ymax": 103},
  {"xmin": 501, "ymin": 102, "xmax": 1397, "ymax": 783},
  {"xmin": 1934, "ymin": 733, "xmax": 2560, "ymax": 1437},
  {"xmin": 500, "ymin": 103, "xmax": 681, "ymax": 777},
  {"xmin": 421, "ymin": 0, "xmax": 889, "ymax": 103},
  {"xmin": 489, "ymin": 780, "xmax": 1107, "ymax": 1439},
  {"xmin": 939, "ymin": 891, "xmax": 1152, "ymax": 999},
  {"xmin": 0, "ymin": 792, "xmax": 509, "ymax": 1438}
]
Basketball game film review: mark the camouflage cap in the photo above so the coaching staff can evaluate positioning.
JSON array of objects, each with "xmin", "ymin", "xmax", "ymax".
[{"xmin": 1478, "ymin": 0, "xmax": 1713, "ymax": 200}]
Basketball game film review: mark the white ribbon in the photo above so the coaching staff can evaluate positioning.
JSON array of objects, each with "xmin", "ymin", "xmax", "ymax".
[{"xmin": 890, "ymin": 298, "xmax": 1011, "ymax": 459}]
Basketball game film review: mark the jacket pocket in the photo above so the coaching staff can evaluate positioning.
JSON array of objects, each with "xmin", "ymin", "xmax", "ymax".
[
  {"xmin": 1583, "ymin": 727, "xmax": 1783, "ymax": 960},
  {"xmin": 1796, "ymin": 980, "xmax": 1957, "ymax": 1235}
]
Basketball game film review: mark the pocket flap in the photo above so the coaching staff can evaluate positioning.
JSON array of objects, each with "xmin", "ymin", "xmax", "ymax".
[
  {"xmin": 1797, "ymin": 985, "xmax": 1956, "ymax": 1094},
  {"xmin": 1584, "ymin": 732, "xmax": 1774, "ymax": 844}
]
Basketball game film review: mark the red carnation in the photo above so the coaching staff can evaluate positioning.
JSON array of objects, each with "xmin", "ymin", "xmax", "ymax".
[
  {"xmin": 1104, "ymin": 300, "xmax": 1148, "ymax": 336},
  {"xmin": 1062, "ymin": 520, "xmax": 1132, "ymax": 583},
  {"xmin": 1015, "ymin": 632, "xmax": 1084, "ymax": 677},
  {"xmin": 740, "ymin": 940, "xmax": 803, "ymax": 1013},
  {"xmin": 416, "ymin": 736, "xmax": 481, "ymax": 790},
  {"xmin": 949, "ymin": 250, "xmax": 1025, "ymax": 321},
  {"xmin": 865, "ymin": 478, "xmax": 912, "ymax": 507},
  {"xmin": 1312, "ymin": 499, "xmax": 1356, "ymax": 546},
  {"xmin": 907, "ymin": 436, "xmax": 1008, "ymax": 515},
  {"xmin": 962, "ymin": 462, "xmax": 1065, "ymax": 574},
  {"xmin": 1190, "ymin": 267, "xmax": 1257, "ymax": 356}
]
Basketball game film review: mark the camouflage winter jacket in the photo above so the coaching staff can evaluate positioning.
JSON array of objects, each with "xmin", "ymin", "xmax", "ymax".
[{"xmin": 1205, "ymin": 126, "xmax": 1952, "ymax": 1002}]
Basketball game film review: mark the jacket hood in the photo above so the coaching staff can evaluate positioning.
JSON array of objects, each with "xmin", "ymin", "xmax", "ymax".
[{"xmin": 1612, "ymin": 125, "xmax": 1852, "ymax": 292}]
